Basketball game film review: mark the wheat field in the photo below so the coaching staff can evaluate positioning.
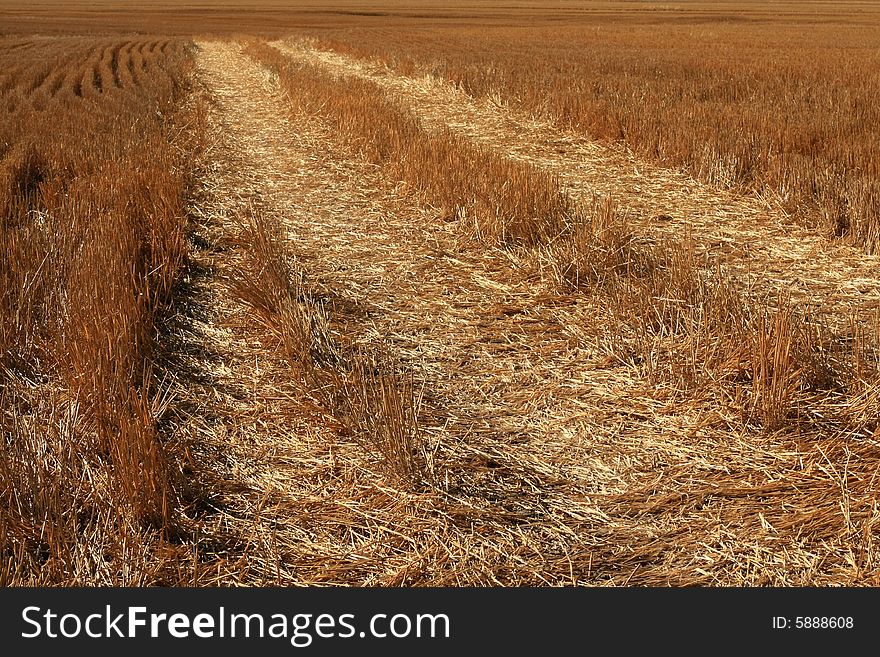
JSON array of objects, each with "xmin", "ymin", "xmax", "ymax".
[{"xmin": 2, "ymin": 1, "xmax": 880, "ymax": 586}]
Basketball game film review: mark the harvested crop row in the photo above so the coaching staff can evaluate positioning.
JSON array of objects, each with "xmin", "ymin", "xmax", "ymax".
[
  {"xmin": 196, "ymin": 39, "xmax": 880, "ymax": 585},
  {"xmin": 314, "ymin": 22, "xmax": 880, "ymax": 251},
  {"xmin": 245, "ymin": 41, "xmax": 577, "ymax": 247},
  {"xmin": 43, "ymin": 67, "xmax": 67, "ymax": 97},
  {"xmin": 79, "ymin": 44, "xmax": 105, "ymax": 97},
  {"xmin": 192, "ymin": 39, "xmax": 620, "ymax": 585},
  {"xmin": 281, "ymin": 37, "xmax": 880, "ymax": 340},
  {"xmin": 260, "ymin": 45, "xmax": 880, "ymax": 586},
  {"xmin": 0, "ymin": 40, "xmax": 80, "ymax": 100},
  {"xmin": 0, "ymin": 37, "xmax": 203, "ymax": 585},
  {"xmin": 0, "ymin": 37, "xmax": 185, "ymax": 112},
  {"xmin": 35, "ymin": 45, "xmax": 97, "ymax": 101},
  {"xmin": 131, "ymin": 41, "xmax": 146, "ymax": 82},
  {"xmin": 0, "ymin": 39, "xmax": 36, "ymax": 53},
  {"xmin": 227, "ymin": 210, "xmax": 426, "ymax": 487},
  {"xmin": 254, "ymin": 38, "xmax": 880, "ymax": 441},
  {"xmin": 117, "ymin": 41, "xmax": 136, "ymax": 88},
  {"xmin": 97, "ymin": 42, "xmax": 122, "ymax": 91}
]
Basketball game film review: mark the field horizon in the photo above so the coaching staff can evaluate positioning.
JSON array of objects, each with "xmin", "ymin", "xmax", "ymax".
[{"xmin": 2, "ymin": 1, "xmax": 879, "ymax": 35}]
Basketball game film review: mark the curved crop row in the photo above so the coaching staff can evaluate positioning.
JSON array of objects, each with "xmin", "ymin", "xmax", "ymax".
[
  {"xmin": 117, "ymin": 41, "xmax": 136, "ymax": 88},
  {"xmin": 97, "ymin": 43, "xmax": 122, "ymax": 92}
]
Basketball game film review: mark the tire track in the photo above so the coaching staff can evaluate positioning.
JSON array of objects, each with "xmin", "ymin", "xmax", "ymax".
[
  {"xmin": 274, "ymin": 39, "xmax": 880, "ymax": 327},
  {"xmin": 191, "ymin": 39, "xmax": 627, "ymax": 585},
  {"xmin": 184, "ymin": 38, "xmax": 880, "ymax": 586}
]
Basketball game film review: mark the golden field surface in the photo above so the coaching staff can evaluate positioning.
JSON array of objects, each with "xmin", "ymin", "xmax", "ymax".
[{"xmin": 3, "ymin": 1, "xmax": 880, "ymax": 585}]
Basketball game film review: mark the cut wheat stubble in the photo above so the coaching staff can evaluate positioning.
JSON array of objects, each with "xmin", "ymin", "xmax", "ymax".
[
  {"xmin": 275, "ymin": 38, "xmax": 880, "ymax": 333},
  {"xmin": 192, "ymin": 40, "xmax": 646, "ymax": 585},
  {"xmin": 187, "ymin": 39, "xmax": 880, "ymax": 586}
]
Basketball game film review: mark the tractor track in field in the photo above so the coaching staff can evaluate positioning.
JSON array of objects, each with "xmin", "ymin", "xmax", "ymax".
[
  {"xmin": 179, "ymin": 38, "xmax": 880, "ymax": 586},
  {"xmin": 188, "ymin": 39, "xmax": 629, "ymax": 585},
  {"xmin": 274, "ymin": 38, "xmax": 880, "ymax": 328}
]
